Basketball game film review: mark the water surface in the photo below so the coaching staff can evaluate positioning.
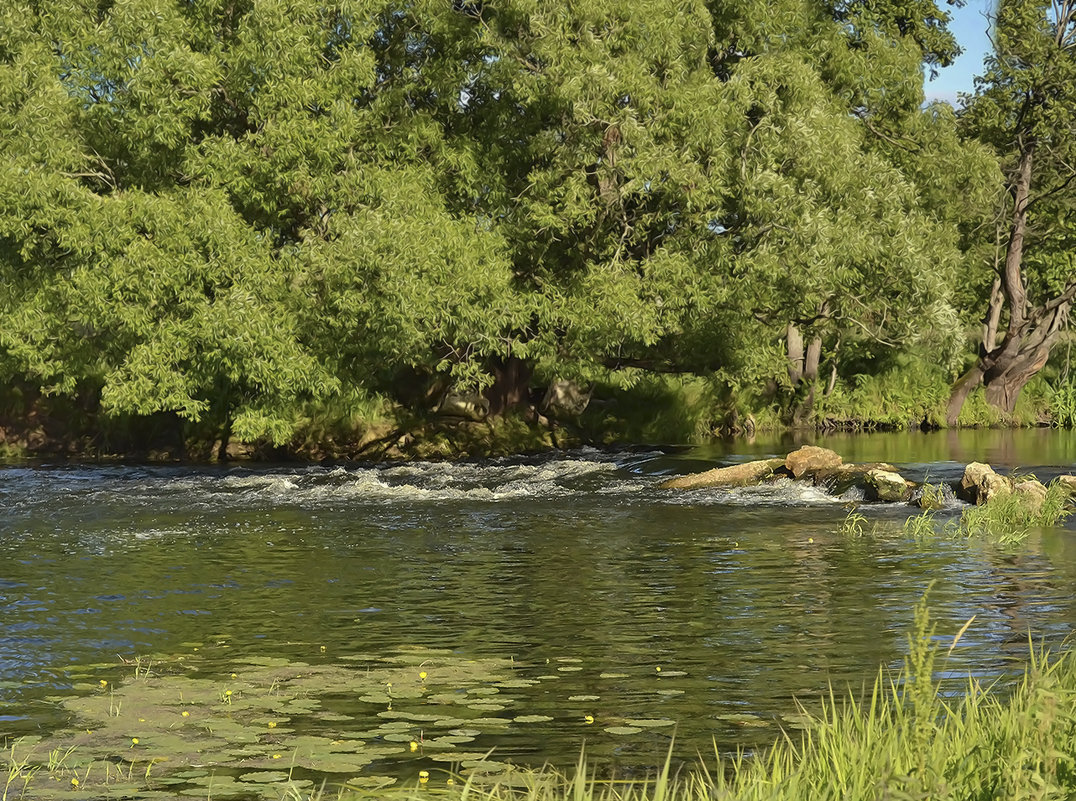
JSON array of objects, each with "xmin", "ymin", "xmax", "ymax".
[{"xmin": 2, "ymin": 429, "xmax": 1076, "ymax": 778}]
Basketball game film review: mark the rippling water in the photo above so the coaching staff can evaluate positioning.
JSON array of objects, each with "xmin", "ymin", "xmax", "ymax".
[{"xmin": 2, "ymin": 431, "xmax": 1076, "ymax": 775}]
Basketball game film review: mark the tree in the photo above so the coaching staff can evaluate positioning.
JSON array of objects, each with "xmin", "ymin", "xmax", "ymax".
[{"xmin": 947, "ymin": 0, "xmax": 1076, "ymax": 423}]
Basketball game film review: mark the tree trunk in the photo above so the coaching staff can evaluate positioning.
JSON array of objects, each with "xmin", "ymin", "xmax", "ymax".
[
  {"xmin": 787, "ymin": 324, "xmax": 821, "ymax": 424},
  {"xmin": 484, "ymin": 356, "xmax": 533, "ymax": 417},
  {"xmin": 786, "ymin": 323, "xmax": 804, "ymax": 386},
  {"xmin": 946, "ymin": 365, "xmax": 984, "ymax": 425}
]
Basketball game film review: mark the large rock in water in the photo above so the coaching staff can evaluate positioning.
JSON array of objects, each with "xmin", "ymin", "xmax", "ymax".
[
  {"xmin": 659, "ymin": 458, "xmax": 785, "ymax": 490},
  {"xmin": 1013, "ymin": 479, "xmax": 1048, "ymax": 515},
  {"xmin": 959, "ymin": 462, "xmax": 1011, "ymax": 505},
  {"xmin": 784, "ymin": 446, "xmax": 842, "ymax": 479},
  {"xmin": 864, "ymin": 468, "xmax": 912, "ymax": 502}
]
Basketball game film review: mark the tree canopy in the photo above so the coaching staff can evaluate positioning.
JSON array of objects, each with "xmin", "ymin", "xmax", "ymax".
[{"xmin": 0, "ymin": 0, "xmax": 1067, "ymax": 453}]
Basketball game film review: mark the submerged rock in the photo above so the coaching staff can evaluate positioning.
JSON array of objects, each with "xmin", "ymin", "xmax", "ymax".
[
  {"xmin": 959, "ymin": 462, "xmax": 1011, "ymax": 505},
  {"xmin": 864, "ymin": 468, "xmax": 912, "ymax": 503},
  {"xmin": 784, "ymin": 446, "xmax": 842, "ymax": 479},
  {"xmin": 659, "ymin": 458, "xmax": 785, "ymax": 490}
]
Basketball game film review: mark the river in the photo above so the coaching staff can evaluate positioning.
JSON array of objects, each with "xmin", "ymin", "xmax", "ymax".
[{"xmin": 2, "ymin": 428, "xmax": 1076, "ymax": 793}]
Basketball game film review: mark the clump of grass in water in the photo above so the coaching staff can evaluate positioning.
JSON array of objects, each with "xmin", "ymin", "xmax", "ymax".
[{"xmin": 959, "ymin": 481, "xmax": 1071, "ymax": 544}]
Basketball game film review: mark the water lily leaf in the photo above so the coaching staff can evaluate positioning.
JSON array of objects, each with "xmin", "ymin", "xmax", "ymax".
[
  {"xmin": 430, "ymin": 751, "xmax": 496, "ymax": 762},
  {"xmin": 604, "ymin": 726, "xmax": 642, "ymax": 735},
  {"xmin": 624, "ymin": 719, "xmax": 675, "ymax": 727},
  {"xmin": 656, "ymin": 689, "xmax": 684, "ymax": 696},
  {"xmin": 513, "ymin": 715, "xmax": 553, "ymax": 723},
  {"xmin": 716, "ymin": 713, "xmax": 770, "ymax": 727},
  {"xmin": 599, "ymin": 673, "xmax": 629, "ymax": 679},
  {"xmin": 342, "ymin": 776, "xmax": 398, "ymax": 789},
  {"xmin": 568, "ymin": 695, "xmax": 600, "ymax": 701},
  {"xmin": 493, "ymin": 680, "xmax": 538, "ymax": 689},
  {"xmin": 656, "ymin": 670, "xmax": 688, "ymax": 677},
  {"xmin": 466, "ymin": 703, "xmax": 506, "ymax": 711},
  {"xmin": 556, "ymin": 657, "xmax": 583, "ymax": 664},
  {"xmin": 239, "ymin": 770, "xmax": 292, "ymax": 783},
  {"xmin": 466, "ymin": 687, "xmax": 500, "ymax": 696}
]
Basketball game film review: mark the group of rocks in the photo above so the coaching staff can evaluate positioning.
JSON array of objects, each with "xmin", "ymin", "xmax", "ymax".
[{"xmin": 660, "ymin": 445, "xmax": 1076, "ymax": 512}]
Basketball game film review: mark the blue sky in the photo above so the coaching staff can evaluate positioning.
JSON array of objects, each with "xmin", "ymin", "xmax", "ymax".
[{"xmin": 923, "ymin": 0, "xmax": 995, "ymax": 105}]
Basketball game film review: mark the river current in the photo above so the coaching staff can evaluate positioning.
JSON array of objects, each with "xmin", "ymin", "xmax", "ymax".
[{"xmin": 2, "ymin": 429, "xmax": 1076, "ymax": 781}]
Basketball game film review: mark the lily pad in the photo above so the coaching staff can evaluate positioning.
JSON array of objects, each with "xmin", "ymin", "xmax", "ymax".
[
  {"xmin": 604, "ymin": 726, "xmax": 642, "ymax": 735},
  {"xmin": 513, "ymin": 715, "xmax": 553, "ymax": 723},
  {"xmin": 624, "ymin": 719, "xmax": 676, "ymax": 728}
]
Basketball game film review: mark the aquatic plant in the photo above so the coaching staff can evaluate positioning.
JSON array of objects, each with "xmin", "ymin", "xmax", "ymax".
[
  {"xmin": 837, "ymin": 510, "xmax": 869, "ymax": 537},
  {"xmin": 958, "ymin": 480, "xmax": 1072, "ymax": 544}
]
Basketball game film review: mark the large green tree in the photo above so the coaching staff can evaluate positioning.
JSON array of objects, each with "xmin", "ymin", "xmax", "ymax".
[{"xmin": 948, "ymin": 0, "xmax": 1076, "ymax": 423}]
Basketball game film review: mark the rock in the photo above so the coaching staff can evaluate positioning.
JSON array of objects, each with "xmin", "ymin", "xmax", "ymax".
[
  {"xmin": 812, "ymin": 463, "xmax": 898, "ymax": 496},
  {"xmin": 784, "ymin": 446, "xmax": 842, "ymax": 479},
  {"xmin": 542, "ymin": 380, "xmax": 592, "ymax": 418},
  {"xmin": 864, "ymin": 468, "xmax": 912, "ymax": 502},
  {"xmin": 1054, "ymin": 475, "xmax": 1076, "ymax": 496},
  {"xmin": 1013, "ymin": 479, "xmax": 1048, "ymax": 515},
  {"xmin": 437, "ymin": 392, "xmax": 490, "ymax": 421},
  {"xmin": 660, "ymin": 458, "xmax": 785, "ymax": 490},
  {"xmin": 959, "ymin": 462, "xmax": 1012, "ymax": 505}
]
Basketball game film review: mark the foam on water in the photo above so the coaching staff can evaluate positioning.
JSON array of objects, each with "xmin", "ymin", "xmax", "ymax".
[{"xmin": 0, "ymin": 451, "xmax": 913, "ymax": 518}]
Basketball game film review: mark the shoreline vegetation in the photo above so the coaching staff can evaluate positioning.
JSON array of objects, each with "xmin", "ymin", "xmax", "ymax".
[
  {"xmin": 5, "ymin": 595, "xmax": 1076, "ymax": 801},
  {"xmin": 1, "ymin": 369, "xmax": 1075, "ymax": 462}
]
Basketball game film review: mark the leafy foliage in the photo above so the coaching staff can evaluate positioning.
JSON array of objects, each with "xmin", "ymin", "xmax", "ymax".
[{"xmin": 0, "ymin": 0, "xmax": 1049, "ymax": 452}]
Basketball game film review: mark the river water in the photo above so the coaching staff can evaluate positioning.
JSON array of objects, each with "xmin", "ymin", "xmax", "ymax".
[{"xmin": 2, "ymin": 429, "xmax": 1076, "ymax": 787}]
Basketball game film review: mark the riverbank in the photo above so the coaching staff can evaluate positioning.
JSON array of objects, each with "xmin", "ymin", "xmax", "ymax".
[{"xmin": 0, "ymin": 371, "xmax": 1070, "ymax": 463}]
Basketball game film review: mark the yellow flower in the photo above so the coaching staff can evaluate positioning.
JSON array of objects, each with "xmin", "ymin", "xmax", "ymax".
[
  {"xmin": 419, "ymin": 671, "xmax": 427, "ymax": 680},
  {"xmin": 268, "ymin": 722, "xmax": 277, "ymax": 729},
  {"xmin": 181, "ymin": 711, "xmax": 190, "ymax": 718},
  {"xmin": 418, "ymin": 770, "xmax": 430, "ymax": 784},
  {"xmin": 655, "ymin": 666, "xmax": 662, "ymax": 672},
  {"xmin": 583, "ymin": 715, "xmax": 594, "ymax": 725},
  {"xmin": 320, "ymin": 645, "xmax": 326, "ymax": 652},
  {"xmin": 272, "ymin": 754, "xmax": 282, "ymax": 760},
  {"xmin": 230, "ymin": 673, "xmax": 237, "ymax": 679},
  {"xmin": 446, "ymin": 778, "xmax": 455, "ymax": 786},
  {"xmin": 98, "ymin": 679, "xmax": 107, "ymax": 687},
  {"xmin": 70, "ymin": 778, "xmax": 79, "ymax": 787},
  {"xmin": 224, "ymin": 690, "xmax": 232, "ymax": 696},
  {"xmin": 131, "ymin": 738, "xmax": 139, "ymax": 745},
  {"xmin": 409, "ymin": 741, "xmax": 418, "ymax": 752}
]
